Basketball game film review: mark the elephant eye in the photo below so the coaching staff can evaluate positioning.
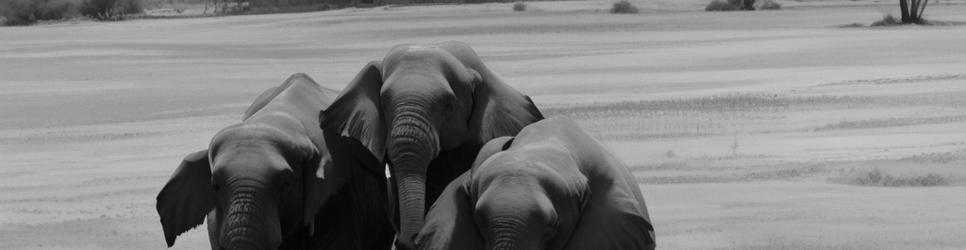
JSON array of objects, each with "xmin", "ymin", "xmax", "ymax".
[
  {"xmin": 442, "ymin": 102, "xmax": 455, "ymax": 114},
  {"xmin": 279, "ymin": 181, "xmax": 292, "ymax": 194},
  {"xmin": 211, "ymin": 182, "xmax": 220, "ymax": 192}
]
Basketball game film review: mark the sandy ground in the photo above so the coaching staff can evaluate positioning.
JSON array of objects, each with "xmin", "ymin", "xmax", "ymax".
[{"xmin": 2, "ymin": 1, "xmax": 966, "ymax": 249}]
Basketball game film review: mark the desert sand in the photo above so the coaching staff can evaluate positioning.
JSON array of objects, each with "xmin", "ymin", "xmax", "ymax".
[{"xmin": 2, "ymin": 1, "xmax": 966, "ymax": 249}]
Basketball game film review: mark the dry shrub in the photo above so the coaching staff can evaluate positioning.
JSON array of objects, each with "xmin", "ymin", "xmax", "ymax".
[
  {"xmin": 759, "ymin": 0, "xmax": 780, "ymax": 10},
  {"xmin": 705, "ymin": 0, "xmax": 739, "ymax": 11},
  {"xmin": 852, "ymin": 168, "xmax": 947, "ymax": 187},
  {"xmin": 871, "ymin": 14, "xmax": 903, "ymax": 26},
  {"xmin": 610, "ymin": 0, "xmax": 638, "ymax": 14},
  {"xmin": 731, "ymin": 0, "xmax": 755, "ymax": 10},
  {"xmin": 512, "ymin": 2, "xmax": 526, "ymax": 12},
  {"xmin": 838, "ymin": 23, "xmax": 866, "ymax": 28},
  {"xmin": 705, "ymin": 0, "xmax": 758, "ymax": 11}
]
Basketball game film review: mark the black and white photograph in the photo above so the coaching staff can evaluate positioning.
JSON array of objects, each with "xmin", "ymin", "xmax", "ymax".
[{"xmin": 1, "ymin": 0, "xmax": 964, "ymax": 249}]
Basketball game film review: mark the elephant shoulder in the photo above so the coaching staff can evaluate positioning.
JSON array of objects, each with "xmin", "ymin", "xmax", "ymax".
[
  {"xmin": 436, "ymin": 41, "xmax": 480, "ymax": 65},
  {"xmin": 566, "ymin": 161, "xmax": 654, "ymax": 250},
  {"xmin": 527, "ymin": 117, "xmax": 655, "ymax": 249},
  {"xmin": 416, "ymin": 173, "xmax": 484, "ymax": 250}
]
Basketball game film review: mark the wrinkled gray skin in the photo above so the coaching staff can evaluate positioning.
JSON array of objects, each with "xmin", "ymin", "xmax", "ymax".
[
  {"xmin": 156, "ymin": 74, "xmax": 393, "ymax": 250},
  {"xmin": 416, "ymin": 117, "xmax": 656, "ymax": 250},
  {"xmin": 320, "ymin": 41, "xmax": 543, "ymax": 249}
]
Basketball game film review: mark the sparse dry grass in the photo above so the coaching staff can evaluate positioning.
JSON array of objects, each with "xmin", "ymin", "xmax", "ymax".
[
  {"xmin": 545, "ymin": 89, "xmax": 966, "ymax": 140},
  {"xmin": 633, "ymin": 162, "xmax": 827, "ymax": 184},
  {"xmin": 812, "ymin": 115, "xmax": 966, "ymax": 132},
  {"xmin": 820, "ymin": 74, "xmax": 966, "ymax": 86},
  {"xmin": 851, "ymin": 168, "xmax": 947, "ymax": 187},
  {"xmin": 543, "ymin": 94, "xmax": 788, "ymax": 139},
  {"xmin": 900, "ymin": 151, "xmax": 966, "ymax": 164}
]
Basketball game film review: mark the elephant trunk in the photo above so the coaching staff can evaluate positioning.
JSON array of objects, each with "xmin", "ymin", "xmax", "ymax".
[
  {"xmin": 478, "ymin": 184, "xmax": 555, "ymax": 250},
  {"xmin": 222, "ymin": 180, "xmax": 282, "ymax": 250},
  {"xmin": 487, "ymin": 216, "xmax": 528, "ymax": 250},
  {"xmin": 387, "ymin": 102, "xmax": 440, "ymax": 248}
]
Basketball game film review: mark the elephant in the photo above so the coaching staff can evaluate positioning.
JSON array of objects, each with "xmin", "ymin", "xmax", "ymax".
[
  {"xmin": 415, "ymin": 117, "xmax": 656, "ymax": 250},
  {"xmin": 156, "ymin": 73, "xmax": 394, "ymax": 250},
  {"xmin": 319, "ymin": 41, "xmax": 544, "ymax": 248}
]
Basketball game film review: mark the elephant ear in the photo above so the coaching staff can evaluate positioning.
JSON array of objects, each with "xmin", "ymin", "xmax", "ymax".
[
  {"xmin": 471, "ymin": 136, "xmax": 514, "ymax": 168},
  {"xmin": 563, "ymin": 173, "xmax": 656, "ymax": 250},
  {"xmin": 156, "ymin": 150, "xmax": 215, "ymax": 247},
  {"xmin": 467, "ymin": 68, "xmax": 544, "ymax": 144},
  {"xmin": 415, "ymin": 174, "xmax": 484, "ymax": 250},
  {"xmin": 319, "ymin": 61, "xmax": 386, "ymax": 163}
]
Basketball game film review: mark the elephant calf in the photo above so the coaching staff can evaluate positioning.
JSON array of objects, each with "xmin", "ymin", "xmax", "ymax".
[
  {"xmin": 156, "ymin": 73, "xmax": 393, "ymax": 250},
  {"xmin": 416, "ymin": 117, "xmax": 656, "ymax": 250},
  {"xmin": 320, "ymin": 41, "xmax": 543, "ymax": 249}
]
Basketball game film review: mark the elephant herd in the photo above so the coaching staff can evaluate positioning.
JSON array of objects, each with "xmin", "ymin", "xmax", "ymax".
[{"xmin": 156, "ymin": 41, "xmax": 656, "ymax": 250}]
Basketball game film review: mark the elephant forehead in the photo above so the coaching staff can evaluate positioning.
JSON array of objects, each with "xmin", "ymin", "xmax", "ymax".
[
  {"xmin": 214, "ymin": 125, "xmax": 296, "ymax": 150},
  {"xmin": 472, "ymin": 158, "xmax": 547, "ymax": 190},
  {"xmin": 403, "ymin": 44, "xmax": 433, "ymax": 51},
  {"xmin": 381, "ymin": 71, "xmax": 455, "ymax": 99},
  {"xmin": 211, "ymin": 148, "xmax": 290, "ymax": 177},
  {"xmin": 211, "ymin": 126, "xmax": 308, "ymax": 167},
  {"xmin": 386, "ymin": 48, "xmax": 464, "ymax": 73},
  {"xmin": 475, "ymin": 151, "xmax": 587, "ymax": 193}
]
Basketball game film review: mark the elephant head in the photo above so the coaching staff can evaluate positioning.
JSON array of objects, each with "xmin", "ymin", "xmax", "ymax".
[
  {"xmin": 320, "ymin": 41, "xmax": 543, "ymax": 248},
  {"xmin": 157, "ymin": 74, "xmax": 392, "ymax": 250},
  {"xmin": 415, "ymin": 117, "xmax": 656, "ymax": 250}
]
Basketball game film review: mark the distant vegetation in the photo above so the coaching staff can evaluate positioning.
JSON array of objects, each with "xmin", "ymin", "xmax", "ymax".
[
  {"xmin": 79, "ymin": 0, "xmax": 143, "ymax": 20},
  {"xmin": 705, "ymin": 0, "xmax": 779, "ymax": 11},
  {"xmin": 610, "ymin": 0, "xmax": 638, "ymax": 14},
  {"xmin": 0, "ymin": 0, "xmax": 75, "ymax": 25},
  {"xmin": 0, "ymin": 0, "xmax": 142, "ymax": 25}
]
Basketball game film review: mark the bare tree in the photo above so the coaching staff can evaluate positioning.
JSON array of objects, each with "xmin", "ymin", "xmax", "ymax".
[{"xmin": 899, "ymin": 0, "xmax": 929, "ymax": 23}]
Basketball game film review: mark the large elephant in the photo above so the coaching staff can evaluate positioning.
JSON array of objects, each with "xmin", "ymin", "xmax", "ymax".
[
  {"xmin": 319, "ymin": 41, "xmax": 544, "ymax": 248},
  {"xmin": 156, "ymin": 73, "xmax": 393, "ymax": 250},
  {"xmin": 415, "ymin": 117, "xmax": 656, "ymax": 250}
]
